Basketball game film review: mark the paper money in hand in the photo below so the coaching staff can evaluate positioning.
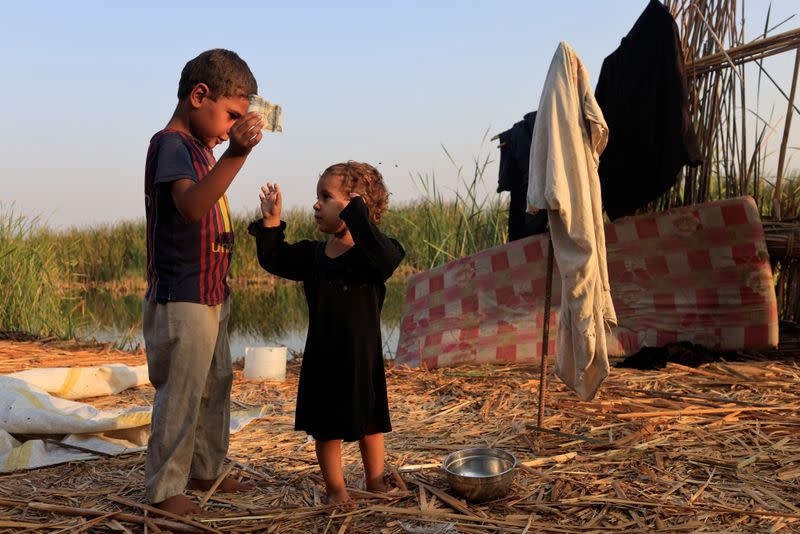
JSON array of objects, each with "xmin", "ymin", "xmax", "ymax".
[{"xmin": 248, "ymin": 94, "xmax": 283, "ymax": 133}]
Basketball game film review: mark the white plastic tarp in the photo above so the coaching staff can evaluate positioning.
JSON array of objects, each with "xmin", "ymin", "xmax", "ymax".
[
  {"xmin": 6, "ymin": 364, "xmax": 150, "ymax": 399},
  {"xmin": 0, "ymin": 367, "xmax": 269, "ymax": 472}
]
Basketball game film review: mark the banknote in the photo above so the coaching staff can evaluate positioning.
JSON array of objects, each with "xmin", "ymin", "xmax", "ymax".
[{"xmin": 247, "ymin": 94, "xmax": 283, "ymax": 133}]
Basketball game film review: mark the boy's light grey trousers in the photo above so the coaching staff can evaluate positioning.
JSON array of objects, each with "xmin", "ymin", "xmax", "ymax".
[{"xmin": 142, "ymin": 298, "xmax": 232, "ymax": 504}]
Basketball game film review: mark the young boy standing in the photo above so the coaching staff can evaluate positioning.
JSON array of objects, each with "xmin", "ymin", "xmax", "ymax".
[{"xmin": 143, "ymin": 48, "xmax": 264, "ymax": 515}]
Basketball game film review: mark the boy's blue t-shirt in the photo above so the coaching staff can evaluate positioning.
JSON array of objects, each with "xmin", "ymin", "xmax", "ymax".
[{"xmin": 144, "ymin": 129, "xmax": 234, "ymax": 305}]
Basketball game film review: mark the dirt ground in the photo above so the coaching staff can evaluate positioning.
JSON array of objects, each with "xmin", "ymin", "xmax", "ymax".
[{"xmin": 0, "ymin": 338, "xmax": 798, "ymax": 533}]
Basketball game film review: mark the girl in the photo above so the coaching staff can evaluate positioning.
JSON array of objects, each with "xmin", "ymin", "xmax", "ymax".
[{"xmin": 248, "ymin": 162, "xmax": 404, "ymax": 505}]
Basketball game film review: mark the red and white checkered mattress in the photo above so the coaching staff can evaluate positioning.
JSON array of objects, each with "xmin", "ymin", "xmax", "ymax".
[{"xmin": 395, "ymin": 196, "xmax": 778, "ymax": 368}]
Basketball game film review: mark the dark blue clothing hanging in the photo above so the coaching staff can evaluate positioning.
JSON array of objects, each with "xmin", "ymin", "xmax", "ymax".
[{"xmin": 497, "ymin": 111, "xmax": 548, "ymax": 241}]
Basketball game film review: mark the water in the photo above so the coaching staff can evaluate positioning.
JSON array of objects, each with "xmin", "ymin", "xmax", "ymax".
[{"xmin": 74, "ymin": 282, "xmax": 405, "ymax": 361}]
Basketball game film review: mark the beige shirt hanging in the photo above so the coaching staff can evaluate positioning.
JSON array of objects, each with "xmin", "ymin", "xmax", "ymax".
[{"xmin": 527, "ymin": 42, "xmax": 617, "ymax": 401}]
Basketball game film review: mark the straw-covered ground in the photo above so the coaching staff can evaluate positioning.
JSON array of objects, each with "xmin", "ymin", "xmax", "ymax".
[{"xmin": 0, "ymin": 339, "xmax": 798, "ymax": 533}]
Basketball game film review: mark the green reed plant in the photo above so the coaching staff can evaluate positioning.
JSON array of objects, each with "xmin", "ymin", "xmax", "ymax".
[
  {"xmin": 13, "ymin": 147, "xmax": 510, "ymax": 290},
  {"xmin": 230, "ymin": 207, "xmax": 321, "ymax": 281},
  {"xmin": 383, "ymin": 146, "xmax": 507, "ymax": 271},
  {"xmin": 57, "ymin": 220, "xmax": 147, "ymax": 283},
  {"xmin": 0, "ymin": 207, "xmax": 78, "ymax": 337},
  {"xmin": 757, "ymin": 172, "xmax": 800, "ymax": 220}
]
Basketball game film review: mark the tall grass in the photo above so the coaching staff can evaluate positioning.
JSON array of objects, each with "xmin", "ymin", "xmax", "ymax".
[
  {"xmin": 230, "ymin": 206, "xmax": 320, "ymax": 281},
  {"xmin": 61, "ymin": 221, "xmax": 147, "ymax": 283},
  {"xmin": 385, "ymin": 148, "xmax": 507, "ymax": 270},
  {"xmin": 234, "ymin": 151, "xmax": 508, "ymax": 276},
  {"xmin": 29, "ymin": 150, "xmax": 509, "ymax": 288},
  {"xmin": 0, "ymin": 207, "xmax": 78, "ymax": 337},
  {"xmin": 1, "ymin": 149, "xmax": 510, "ymax": 340},
  {"xmin": 6, "ymin": 166, "xmax": 800, "ymax": 342},
  {"xmin": 755, "ymin": 172, "xmax": 800, "ymax": 220}
]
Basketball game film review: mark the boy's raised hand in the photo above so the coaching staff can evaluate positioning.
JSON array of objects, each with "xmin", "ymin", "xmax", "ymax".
[
  {"xmin": 228, "ymin": 112, "xmax": 264, "ymax": 156},
  {"xmin": 259, "ymin": 182, "xmax": 282, "ymax": 227}
]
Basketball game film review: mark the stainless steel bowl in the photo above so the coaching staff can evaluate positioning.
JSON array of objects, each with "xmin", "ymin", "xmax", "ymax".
[{"xmin": 442, "ymin": 448, "xmax": 517, "ymax": 502}]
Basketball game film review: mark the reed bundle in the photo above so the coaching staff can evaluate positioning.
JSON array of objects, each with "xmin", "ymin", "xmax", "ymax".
[
  {"xmin": 688, "ymin": 27, "xmax": 800, "ymax": 78},
  {"xmin": 763, "ymin": 220, "xmax": 800, "ymax": 323},
  {"xmin": 763, "ymin": 220, "xmax": 800, "ymax": 260}
]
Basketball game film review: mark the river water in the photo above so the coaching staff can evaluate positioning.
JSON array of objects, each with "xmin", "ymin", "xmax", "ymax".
[{"xmin": 75, "ymin": 282, "xmax": 405, "ymax": 361}]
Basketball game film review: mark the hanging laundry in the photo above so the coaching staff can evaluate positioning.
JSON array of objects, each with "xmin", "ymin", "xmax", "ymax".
[
  {"xmin": 497, "ymin": 112, "xmax": 548, "ymax": 241},
  {"xmin": 527, "ymin": 42, "xmax": 616, "ymax": 401},
  {"xmin": 595, "ymin": 0, "xmax": 702, "ymax": 220}
]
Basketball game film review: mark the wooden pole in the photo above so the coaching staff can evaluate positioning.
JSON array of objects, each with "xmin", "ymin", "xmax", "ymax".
[{"xmin": 537, "ymin": 230, "xmax": 555, "ymax": 431}]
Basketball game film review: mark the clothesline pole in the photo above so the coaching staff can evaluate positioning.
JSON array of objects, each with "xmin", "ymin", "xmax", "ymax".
[{"xmin": 538, "ymin": 229, "xmax": 555, "ymax": 430}]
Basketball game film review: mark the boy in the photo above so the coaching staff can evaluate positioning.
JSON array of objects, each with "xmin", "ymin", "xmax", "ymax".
[{"xmin": 143, "ymin": 48, "xmax": 264, "ymax": 516}]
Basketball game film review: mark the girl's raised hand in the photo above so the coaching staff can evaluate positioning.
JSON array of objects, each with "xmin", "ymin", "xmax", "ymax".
[{"xmin": 259, "ymin": 182, "xmax": 282, "ymax": 227}]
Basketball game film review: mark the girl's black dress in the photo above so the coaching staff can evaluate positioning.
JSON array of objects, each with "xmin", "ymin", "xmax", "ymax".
[{"xmin": 248, "ymin": 197, "xmax": 404, "ymax": 441}]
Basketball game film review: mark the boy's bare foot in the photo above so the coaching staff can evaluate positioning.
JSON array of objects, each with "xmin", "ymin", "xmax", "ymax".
[
  {"xmin": 154, "ymin": 494, "xmax": 202, "ymax": 516},
  {"xmin": 326, "ymin": 489, "xmax": 354, "ymax": 508},
  {"xmin": 187, "ymin": 476, "xmax": 254, "ymax": 493}
]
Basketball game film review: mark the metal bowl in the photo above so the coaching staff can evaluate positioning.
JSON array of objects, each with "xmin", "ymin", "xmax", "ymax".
[{"xmin": 442, "ymin": 448, "xmax": 517, "ymax": 502}]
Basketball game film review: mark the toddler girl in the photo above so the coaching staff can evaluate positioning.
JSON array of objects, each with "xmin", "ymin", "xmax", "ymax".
[{"xmin": 248, "ymin": 162, "xmax": 404, "ymax": 505}]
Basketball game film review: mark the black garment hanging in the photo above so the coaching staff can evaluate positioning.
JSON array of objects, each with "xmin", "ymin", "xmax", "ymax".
[
  {"xmin": 497, "ymin": 111, "xmax": 548, "ymax": 241},
  {"xmin": 595, "ymin": 0, "xmax": 702, "ymax": 220}
]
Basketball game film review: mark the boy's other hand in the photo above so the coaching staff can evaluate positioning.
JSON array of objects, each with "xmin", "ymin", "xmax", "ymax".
[
  {"xmin": 228, "ymin": 112, "xmax": 264, "ymax": 157},
  {"xmin": 259, "ymin": 182, "xmax": 282, "ymax": 227}
]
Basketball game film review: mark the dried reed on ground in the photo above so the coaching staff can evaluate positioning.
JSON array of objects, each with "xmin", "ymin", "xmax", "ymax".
[{"xmin": 0, "ymin": 340, "xmax": 798, "ymax": 533}]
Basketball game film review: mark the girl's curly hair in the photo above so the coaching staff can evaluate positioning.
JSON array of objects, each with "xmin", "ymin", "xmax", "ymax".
[{"xmin": 322, "ymin": 161, "xmax": 390, "ymax": 225}]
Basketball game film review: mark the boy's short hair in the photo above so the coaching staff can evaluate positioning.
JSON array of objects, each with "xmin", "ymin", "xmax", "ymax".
[
  {"xmin": 177, "ymin": 49, "xmax": 257, "ymax": 100},
  {"xmin": 323, "ymin": 162, "xmax": 390, "ymax": 225}
]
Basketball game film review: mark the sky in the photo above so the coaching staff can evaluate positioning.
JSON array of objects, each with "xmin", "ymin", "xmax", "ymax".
[{"xmin": 2, "ymin": 1, "xmax": 798, "ymax": 228}]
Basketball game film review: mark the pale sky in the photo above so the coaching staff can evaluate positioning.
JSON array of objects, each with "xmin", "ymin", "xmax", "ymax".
[{"xmin": 2, "ymin": 1, "xmax": 798, "ymax": 228}]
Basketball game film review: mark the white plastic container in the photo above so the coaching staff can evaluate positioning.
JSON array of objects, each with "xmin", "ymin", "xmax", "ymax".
[{"xmin": 243, "ymin": 346, "xmax": 287, "ymax": 381}]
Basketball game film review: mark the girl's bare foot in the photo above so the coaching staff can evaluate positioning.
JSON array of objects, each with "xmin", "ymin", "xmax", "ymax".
[
  {"xmin": 366, "ymin": 473, "xmax": 388, "ymax": 493},
  {"xmin": 366, "ymin": 480, "xmax": 387, "ymax": 493},
  {"xmin": 187, "ymin": 476, "xmax": 254, "ymax": 492},
  {"xmin": 154, "ymin": 494, "xmax": 202, "ymax": 516},
  {"xmin": 327, "ymin": 488, "xmax": 354, "ymax": 507}
]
